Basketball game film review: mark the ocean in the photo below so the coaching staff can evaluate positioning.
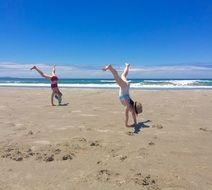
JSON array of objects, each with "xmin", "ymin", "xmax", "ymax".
[{"xmin": 0, "ymin": 78, "xmax": 212, "ymax": 89}]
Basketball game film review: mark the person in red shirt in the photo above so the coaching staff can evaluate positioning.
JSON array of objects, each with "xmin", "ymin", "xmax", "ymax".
[{"xmin": 31, "ymin": 65, "xmax": 62, "ymax": 106}]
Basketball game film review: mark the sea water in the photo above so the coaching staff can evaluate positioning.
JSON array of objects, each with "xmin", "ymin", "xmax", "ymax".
[{"xmin": 0, "ymin": 78, "xmax": 212, "ymax": 89}]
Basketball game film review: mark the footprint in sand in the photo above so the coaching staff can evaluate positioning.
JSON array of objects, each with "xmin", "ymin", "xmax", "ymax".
[
  {"xmin": 72, "ymin": 137, "xmax": 87, "ymax": 142},
  {"xmin": 119, "ymin": 155, "xmax": 127, "ymax": 161},
  {"xmin": 153, "ymin": 135, "xmax": 158, "ymax": 139},
  {"xmin": 148, "ymin": 141, "xmax": 155, "ymax": 146},
  {"xmin": 90, "ymin": 141, "xmax": 100, "ymax": 147},
  {"xmin": 15, "ymin": 126, "xmax": 27, "ymax": 131},
  {"xmin": 62, "ymin": 154, "xmax": 73, "ymax": 160},
  {"xmin": 131, "ymin": 173, "xmax": 157, "ymax": 187},
  {"xmin": 96, "ymin": 169, "xmax": 120, "ymax": 182},
  {"xmin": 126, "ymin": 131, "xmax": 134, "ymax": 136},
  {"xmin": 199, "ymin": 128, "xmax": 212, "ymax": 133},
  {"xmin": 27, "ymin": 130, "xmax": 34, "ymax": 135},
  {"xmin": 43, "ymin": 155, "xmax": 54, "ymax": 162},
  {"xmin": 152, "ymin": 124, "xmax": 163, "ymax": 129}
]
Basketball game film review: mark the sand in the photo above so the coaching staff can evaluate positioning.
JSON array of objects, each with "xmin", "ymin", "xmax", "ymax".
[{"xmin": 0, "ymin": 88, "xmax": 212, "ymax": 190}]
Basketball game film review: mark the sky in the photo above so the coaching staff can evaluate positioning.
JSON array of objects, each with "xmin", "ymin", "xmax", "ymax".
[{"xmin": 0, "ymin": 0, "xmax": 212, "ymax": 78}]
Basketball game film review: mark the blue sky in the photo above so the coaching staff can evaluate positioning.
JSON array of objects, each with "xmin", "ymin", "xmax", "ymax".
[{"xmin": 0, "ymin": 0, "xmax": 212, "ymax": 78}]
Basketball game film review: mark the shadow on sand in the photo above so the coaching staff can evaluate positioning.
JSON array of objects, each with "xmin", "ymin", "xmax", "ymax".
[
  {"xmin": 132, "ymin": 120, "xmax": 151, "ymax": 134},
  {"xmin": 58, "ymin": 103, "xmax": 69, "ymax": 106}
]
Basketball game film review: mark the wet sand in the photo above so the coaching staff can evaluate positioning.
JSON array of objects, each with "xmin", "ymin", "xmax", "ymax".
[{"xmin": 0, "ymin": 88, "xmax": 212, "ymax": 190}]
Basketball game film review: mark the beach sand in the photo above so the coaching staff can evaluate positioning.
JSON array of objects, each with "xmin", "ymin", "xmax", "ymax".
[{"xmin": 0, "ymin": 88, "xmax": 212, "ymax": 190}]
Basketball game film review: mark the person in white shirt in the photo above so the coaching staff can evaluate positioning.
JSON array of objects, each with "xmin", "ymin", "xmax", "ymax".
[{"xmin": 102, "ymin": 63, "xmax": 137, "ymax": 127}]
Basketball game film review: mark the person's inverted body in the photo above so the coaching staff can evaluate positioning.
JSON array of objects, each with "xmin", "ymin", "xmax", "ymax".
[
  {"xmin": 30, "ymin": 65, "xmax": 62, "ymax": 106},
  {"xmin": 103, "ymin": 63, "xmax": 137, "ymax": 127}
]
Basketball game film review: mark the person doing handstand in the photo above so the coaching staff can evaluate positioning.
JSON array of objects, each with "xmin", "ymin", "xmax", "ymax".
[
  {"xmin": 103, "ymin": 63, "xmax": 137, "ymax": 127},
  {"xmin": 31, "ymin": 65, "xmax": 62, "ymax": 106}
]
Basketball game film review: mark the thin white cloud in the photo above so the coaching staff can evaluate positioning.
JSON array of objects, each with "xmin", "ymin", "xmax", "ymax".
[
  {"xmin": 129, "ymin": 65, "xmax": 212, "ymax": 78},
  {"xmin": 130, "ymin": 65, "xmax": 212, "ymax": 72},
  {"xmin": 0, "ymin": 61, "xmax": 212, "ymax": 78}
]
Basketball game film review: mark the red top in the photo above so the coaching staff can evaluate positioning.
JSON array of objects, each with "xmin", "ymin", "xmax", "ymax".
[{"xmin": 51, "ymin": 76, "xmax": 58, "ymax": 88}]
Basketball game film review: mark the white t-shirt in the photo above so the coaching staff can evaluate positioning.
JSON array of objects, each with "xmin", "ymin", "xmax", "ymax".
[{"xmin": 119, "ymin": 82, "xmax": 130, "ymax": 97}]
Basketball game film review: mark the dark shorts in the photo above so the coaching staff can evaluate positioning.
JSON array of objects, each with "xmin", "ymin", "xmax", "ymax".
[{"xmin": 51, "ymin": 83, "xmax": 58, "ymax": 89}]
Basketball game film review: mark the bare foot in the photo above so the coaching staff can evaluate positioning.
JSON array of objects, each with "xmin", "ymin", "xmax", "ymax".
[
  {"xmin": 52, "ymin": 104, "xmax": 56, "ymax": 106},
  {"xmin": 30, "ymin": 66, "xmax": 36, "ymax": 70},
  {"xmin": 125, "ymin": 124, "xmax": 134, "ymax": 128},
  {"xmin": 102, "ymin": 64, "xmax": 111, "ymax": 71},
  {"xmin": 126, "ymin": 123, "xmax": 137, "ymax": 128},
  {"xmin": 125, "ymin": 63, "xmax": 130, "ymax": 67}
]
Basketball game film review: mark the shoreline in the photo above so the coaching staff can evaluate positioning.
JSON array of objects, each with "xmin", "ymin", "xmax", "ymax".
[{"xmin": 1, "ymin": 85, "xmax": 212, "ymax": 90}]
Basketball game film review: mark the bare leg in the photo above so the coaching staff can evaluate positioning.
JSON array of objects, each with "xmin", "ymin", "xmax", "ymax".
[
  {"xmin": 102, "ymin": 64, "xmax": 127, "ymax": 88},
  {"xmin": 52, "ymin": 65, "xmax": 56, "ymax": 76},
  {"xmin": 121, "ymin": 63, "xmax": 130, "ymax": 82},
  {"xmin": 53, "ymin": 87, "xmax": 62, "ymax": 95},
  {"xmin": 57, "ymin": 89, "xmax": 62, "ymax": 96},
  {"xmin": 30, "ymin": 66, "xmax": 51, "ymax": 80},
  {"xmin": 51, "ymin": 92, "xmax": 56, "ymax": 106}
]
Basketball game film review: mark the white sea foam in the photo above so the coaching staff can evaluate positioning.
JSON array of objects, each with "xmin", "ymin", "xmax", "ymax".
[
  {"xmin": 143, "ymin": 80, "xmax": 200, "ymax": 85},
  {"xmin": 100, "ymin": 80, "xmax": 116, "ymax": 83},
  {"xmin": 59, "ymin": 83, "xmax": 118, "ymax": 88},
  {"xmin": 0, "ymin": 83, "xmax": 50, "ymax": 87},
  {"xmin": 166, "ymin": 80, "xmax": 199, "ymax": 86},
  {"xmin": 0, "ymin": 81, "xmax": 212, "ymax": 89}
]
